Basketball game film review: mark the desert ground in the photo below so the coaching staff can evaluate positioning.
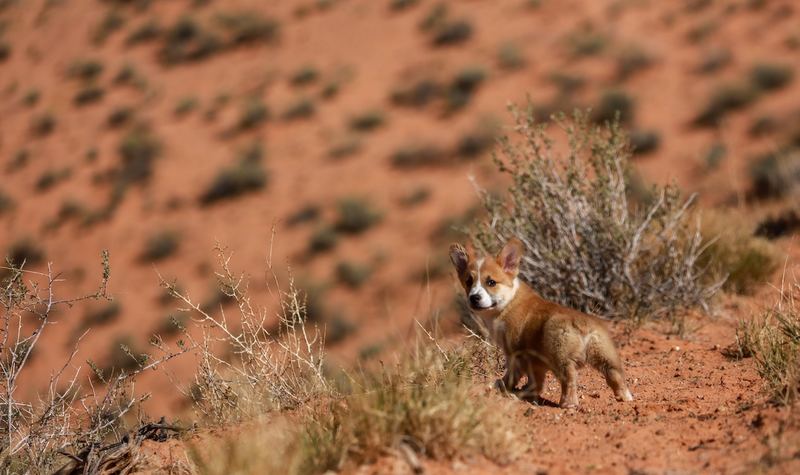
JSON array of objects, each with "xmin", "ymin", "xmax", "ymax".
[{"xmin": 1, "ymin": 0, "xmax": 799, "ymax": 473}]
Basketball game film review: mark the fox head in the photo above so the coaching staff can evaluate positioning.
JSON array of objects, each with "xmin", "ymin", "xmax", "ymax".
[{"xmin": 449, "ymin": 237, "xmax": 524, "ymax": 314}]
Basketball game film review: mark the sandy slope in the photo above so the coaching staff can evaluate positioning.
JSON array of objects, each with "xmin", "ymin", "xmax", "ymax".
[{"xmin": 2, "ymin": 0, "xmax": 800, "ymax": 472}]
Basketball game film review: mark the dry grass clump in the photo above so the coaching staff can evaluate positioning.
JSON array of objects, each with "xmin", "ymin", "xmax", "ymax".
[
  {"xmin": 731, "ymin": 283, "xmax": 800, "ymax": 405},
  {"xmin": 699, "ymin": 212, "xmax": 780, "ymax": 294},
  {"xmin": 192, "ymin": 338, "xmax": 519, "ymax": 475},
  {"xmin": 474, "ymin": 108, "xmax": 721, "ymax": 327},
  {"xmin": 300, "ymin": 342, "xmax": 519, "ymax": 474},
  {"xmin": 190, "ymin": 418, "xmax": 302, "ymax": 475}
]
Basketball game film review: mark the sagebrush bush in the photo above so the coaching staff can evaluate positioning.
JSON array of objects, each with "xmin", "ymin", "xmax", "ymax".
[
  {"xmin": 174, "ymin": 96, "xmax": 199, "ymax": 117},
  {"xmin": 7, "ymin": 149, "xmax": 29, "ymax": 173},
  {"xmin": 73, "ymin": 85, "xmax": 105, "ymax": 106},
  {"xmin": 92, "ymin": 9, "xmax": 125, "ymax": 45},
  {"xmin": 349, "ymin": 110, "xmax": 385, "ymax": 131},
  {"xmin": 235, "ymin": 98, "xmax": 269, "ymax": 131},
  {"xmin": 750, "ymin": 63, "xmax": 794, "ymax": 91},
  {"xmin": 335, "ymin": 198, "xmax": 382, "ymax": 234},
  {"xmin": 692, "ymin": 82, "xmax": 759, "ymax": 128},
  {"xmin": 756, "ymin": 209, "xmax": 800, "ymax": 239},
  {"xmin": 117, "ymin": 125, "xmax": 161, "ymax": 186},
  {"xmin": 22, "ymin": 89, "xmax": 40, "ymax": 107},
  {"xmin": 158, "ymin": 16, "xmax": 222, "ymax": 65},
  {"xmin": 308, "ymin": 227, "xmax": 338, "ymax": 253},
  {"xmin": 335, "ymin": 260, "xmax": 372, "ymax": 288},
  {"xmin": 628, "ymin": 129, "xmax": 660, "ymax": 156},
  {"xmin": 0, "ymin": 42, "xmax": 10, "ymax": 62},
  {"xmin": 289, "ymin": 65, "xmax": 319, "ymax": 86},
  {"xmin": 431, "ymin": 20, "xmax": 472, "ymax": 46},
  {"xmin": 749, "ymin": 148, "xmax": 800, "ymax": 200},
  {"xmin": 390, "ymin": 78, "xmax": 441, "ymax": 108},
  {"xmin": 126, "ymin": 19, "xmax": 161, "ymax": 46},
  {"xmin": 455, "ymin": 127, "xmax": 495, "ymax": 159},
  {"xmin": 592, "ymin": 89, "xmax": 635, "ymax": 125},
  {"xmin": 567, "ymin": 28, "xmax": 607, "ymax": 57},
  {"xmin": 0, "ymin": 188, "xmax": 13, "ymax": 215},
  {"xmin": 497, "ymin": 43, "xmax": 525, "ymax": 70},
  {"xmin": 141, "ymin": 229, "xmax": 181, "ymax": 261},
  {"xmin": 112, "ymin": 63, "xmax": 142, "ymax": 87},
  {"xmin": 106, "ymin": 106, "xmax": 134, "ymax": 128},
  {"xmin": 445, "ymin": 67, "xmax": 486, "ymax": 113},
  {"xmin": 286, "ymin": 204, "xmax": 320, "ymax": 227},
  {"xmin": 200, "ymin": 143, "xmax": 268, "ymax": 205},
  {"xmin": 390, "ymin": 0, "xmax": 419, "ymax": 11},
  {"xmin": 30, "ymin": 113, "xmax": 56, "ymax": 137},
  {"xmin": 615, "ymin": 46, "xmax": 653, "ymax": 81},
  {"xmin": 327, "ymin": 137, "xmax": 361, "ymax": 159},
  {"xmin": 67, "ymin": 59, "xmax": 104, "ymax": 82},
  {"xmin": 282, "ymin": 97, "xmax": 315, "ymax": 120},
  {"xmin": 749, "ymin": 115, "xmax": 778, "ymax": 137},
  {"xmin": 215, "ymin": 11, "xmax": 279, "ymax": 45},
  {"xmin": 694, "ymin": 48, "xmax": 731, "ymax": 75},
  {"xmin": 35, "ymin": 168, "xmax": 71, "ymax": 192},
  {"xmin": 81, "ymin": 301, "xmax": 121, "ymax": 329},
  {"xmin": 4, "ymin": 239, "xmax": 45, "ymax": 269},
  {"xmin": 473, "ymin": 108, "xmax": 721, "ymax": 325},
  {"xmin": 549, "ymin": 71, "xmax": 586, "ymax": 96},
  {"xmin": 391, "ymin": 143, "xmax": 447, "ymax": 168}
]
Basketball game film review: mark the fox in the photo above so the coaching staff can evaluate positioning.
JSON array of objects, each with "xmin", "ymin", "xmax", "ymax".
[{"xmin": 449, "ymin": 237, "xmax": 634, "ymax": 408}]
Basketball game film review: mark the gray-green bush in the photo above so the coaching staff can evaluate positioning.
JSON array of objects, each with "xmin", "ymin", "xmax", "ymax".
[{"xmin": 473, "ymin": 108, "xmax": 722, "ymax": 326}]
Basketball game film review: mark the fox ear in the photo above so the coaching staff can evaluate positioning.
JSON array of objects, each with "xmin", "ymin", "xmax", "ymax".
[
  {"xmin": 497, "ymin": 237, "xmax": 524, "ymax": 274},
  {"xmin": 449, "ymin": 243, "xmax": 470, "ymax": 276}
]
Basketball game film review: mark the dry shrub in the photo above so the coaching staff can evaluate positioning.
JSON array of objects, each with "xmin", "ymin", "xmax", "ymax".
[
  {"xmin": 734, "ymin": 283, "xmax": 800, "ymax": 405},
  {"xmin": 700, "ymin": 212, "xmax": 780, "ymax": 294},
  {"xmin": 474, "ymin": 108, "xmax": 721, "ymax": 327},
  {"xmin": 162, "ymin": 245, "xmax": 330, "ymax": 424},
  {"xmin": 0, "ymin": 252, "xmax": 187, "ymax": 473}
]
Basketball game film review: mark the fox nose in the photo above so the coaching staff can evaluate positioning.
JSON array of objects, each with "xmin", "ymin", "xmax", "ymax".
[{"xmin": 469, "ymin": 294, "xmax": 482, "ymax": 306}]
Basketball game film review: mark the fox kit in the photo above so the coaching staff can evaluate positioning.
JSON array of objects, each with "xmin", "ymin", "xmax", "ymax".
[{"xmin": 449, "ymin": 237, "xmax": 633, "ymax": 408}]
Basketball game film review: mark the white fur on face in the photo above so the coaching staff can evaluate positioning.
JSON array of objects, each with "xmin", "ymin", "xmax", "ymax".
[{"xmin": 468, "ymin": 258, "xmax": 494, "ymax": 310}]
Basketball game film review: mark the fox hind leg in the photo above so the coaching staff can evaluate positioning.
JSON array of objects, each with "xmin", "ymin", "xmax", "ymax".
[{"xmin": 588, "ymin": 337, "xmax": 633, "ymax": 402}]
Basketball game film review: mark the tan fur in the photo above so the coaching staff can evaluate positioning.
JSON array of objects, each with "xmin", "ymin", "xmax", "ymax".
[{"xmin": 450, "ymin": 238, "xmax": 634, "ymax": 408}]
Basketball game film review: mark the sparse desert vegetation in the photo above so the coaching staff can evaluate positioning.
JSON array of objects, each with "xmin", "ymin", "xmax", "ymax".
[
  {"xmin": 199, "ymin": 142, "xmax": 268, "ymax": 205},
  {"xmin": 474, "ymin": 110, "xmax": 720, "ymax": 328},
  {"xmin": 2, "ymin": 0, "xmax": 800, "ymax": 473},
  {"xmin": 732, "ymin": 282, "xmax": 800, "ymax": 405}
]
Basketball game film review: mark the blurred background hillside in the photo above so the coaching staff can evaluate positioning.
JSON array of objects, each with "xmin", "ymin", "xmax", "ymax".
[{"xmin": 1, "ymin": 0, "xmax": 799, "ymax": 410}]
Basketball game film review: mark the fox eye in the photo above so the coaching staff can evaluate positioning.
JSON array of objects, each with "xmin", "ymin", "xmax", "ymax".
[{"xmin": 486, "ymin": 278, "xmax": 496, "ymax": 287}]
